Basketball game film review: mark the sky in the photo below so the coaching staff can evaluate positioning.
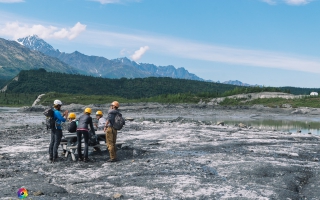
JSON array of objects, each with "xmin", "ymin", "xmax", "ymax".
[{"xmin": 0, "ymin": 0, "xmax": 320, "ymax": 88}]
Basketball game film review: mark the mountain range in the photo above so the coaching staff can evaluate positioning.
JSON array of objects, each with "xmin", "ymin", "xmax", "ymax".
[
  {"xmin": 0, "ymin": 35, "xmax": 254, "ymax": 87},
  {"xmin": 0, "ymin": 37, "xmax": 77, "ymax": 80},
  {"xmin": 222, "ymin": 80, "xmax": 254, "ymax": 87},
  {"xmin": 17, "ymin": 35, "xmax": 204, "ymax": 80}
]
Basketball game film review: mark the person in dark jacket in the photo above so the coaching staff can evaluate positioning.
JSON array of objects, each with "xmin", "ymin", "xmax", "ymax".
[
  {"xmin": 49, "ymin": 99, "xmax": 68, "ymax": 163},
  {"xmin": 68, "ymin": 112, "xmax": 78, "ymax": 133},
  {"xmin": 61, "ymin": 112, "xmax": 78, "ymax": 156},
  {"xmin": 76, "ymin": 108, "xmax": 95, "ymax": 162},
  {"xmin": 103, "ymin": 101, "xmax": 124, "ymax": 162}
]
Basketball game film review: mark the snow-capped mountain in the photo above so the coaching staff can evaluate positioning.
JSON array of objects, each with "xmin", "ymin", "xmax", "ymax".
[
  {"xmin": 0, "ymin": 37, "xmax": 77, "ymax": 80},
  {"xmin": 17, "ymin": 35, "xmax": 204, "ymax": 81},
  {"xmin": 17, "ymin": 35, "xmax": 58, "ymax": 54}
]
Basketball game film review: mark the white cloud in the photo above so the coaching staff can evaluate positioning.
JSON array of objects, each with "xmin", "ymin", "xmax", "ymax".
[
  {"xmin": 261, "ymin": 0, "xmax": 277, "ymax": 5},
  {"xmin": 81, "ymin": 29, "xmax": 320, "ymax": 74},
  {"xmin": 120, "ymin": 48, "xmax": 130, "ymax": 56},
  {"xmin": 261, "ymin": 0, "xmax": 313, "ymax": 5},
  {"xmin": 90, "ymin": 0, "xmax": 140, "ymax": 4},
  {"xmin": 0, "ymin": 22, "xmax": 86, "ymax": 40},
  {"xmin": 284, "ymin": 0, "xmax": 312, "ymax": 5},
  {"xmin": 0, "ymin": 0, "xmax": 24, "ymax": 3},
  {"xmin": 130, "ymin": 46, "xmax": 149, "ymax": 61}
]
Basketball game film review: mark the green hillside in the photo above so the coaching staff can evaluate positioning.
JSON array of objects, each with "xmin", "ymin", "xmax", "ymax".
[
  {"xmin": 0, "ymin": 38, "xmax": 78, "ymax": 80},
  {"xmin": 6, "ymin": 69, "xmax": 238, "ymax": 98},
  {"xmin": 7, "ymin": 69, "xmax": 320, "ymax": 107}
]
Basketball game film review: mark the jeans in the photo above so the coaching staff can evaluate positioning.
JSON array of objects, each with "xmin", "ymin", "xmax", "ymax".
[
  {"xmin": 77, "ymin": 130, "xmax": 89, "ymax": 159},
  {"xmin": 49, "ymin": 128, "xmax": 62, "ymax": 159}
]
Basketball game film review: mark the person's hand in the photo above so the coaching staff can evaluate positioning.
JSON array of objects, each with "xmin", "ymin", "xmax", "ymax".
[
  {"xmin": 63, "ymin": 110, "xmax": 69, "ymax": 117},
  {"xmin": 103, "ymin": 126, "xmax": 107, "ymax": 132}
]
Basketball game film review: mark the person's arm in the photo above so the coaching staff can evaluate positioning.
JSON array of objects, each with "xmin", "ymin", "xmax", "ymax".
[
  {"xmin": 98, "ymin": 118, "xmax": 106, "ymax": 129},
  {"xmin": 54, "ymin": 110, "xmax": 67, "ymax": 122},
  {"xmin": 103, "ymin": 113, "xmax": 111, "ymax": 132},
  {"xmin": 103, "ymin": 120, "xmax": 109, "ymax": 132},
  {"xmin": 89, "ymin": 117, "xmax": 95, "ymax": 135}
]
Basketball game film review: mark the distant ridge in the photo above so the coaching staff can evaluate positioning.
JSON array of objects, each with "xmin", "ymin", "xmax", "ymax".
[
  {"xmin": 17, "ymin": 35, "xmax": 204, "ymax": 80},
  {"xmin": 222, "ymin": 80, "xmax": 257, "ymax": 87},
  {"xmin": 0, "ymin": 37, "xmax": 77, "ymax": 80}
]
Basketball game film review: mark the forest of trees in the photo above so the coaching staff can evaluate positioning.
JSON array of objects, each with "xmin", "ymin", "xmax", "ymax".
[
  {"xmin": 280, "ymin": 86, "xmax": 320, "ymax": 95},
  {"xmin": 3, "ymin": 69, "xmax": 318, "ymax": 101},
  {"xmin": 6, "ymin": 69, "xmax": 239, "ymax": 98},
  {"xmin": 1, "ymin": 69, "xmax": 320, "ymax": 106}
]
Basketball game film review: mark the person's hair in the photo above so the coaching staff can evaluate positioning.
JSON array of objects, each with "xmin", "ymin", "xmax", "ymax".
[{"xmin": 53, "ymin": 104, "xmax": 60, "ymax": 109}]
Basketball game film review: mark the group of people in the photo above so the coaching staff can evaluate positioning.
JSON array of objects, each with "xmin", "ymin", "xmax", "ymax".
[{"xmin": 48, "ymin": 100, "xmax": 122, "ymax": 163}]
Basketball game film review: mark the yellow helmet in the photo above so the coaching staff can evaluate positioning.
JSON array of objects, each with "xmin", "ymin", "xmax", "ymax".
[
  {"xmin": 96, "ymin": 110, "xmax": 103, "ymax": 116},
  {"xmin": 84, "ymin": 107, "xmax": 92, "ymax": 114},
  {"xmin": 68, "ymin": 113, "xmax": 76, "ymax": 119},
  {"xmin": 111, "ymin": 101, "xmax": 119, "ymax": 108}
]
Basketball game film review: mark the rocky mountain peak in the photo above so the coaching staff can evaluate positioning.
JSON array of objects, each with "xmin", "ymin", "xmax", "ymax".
[{"xmin": 17, "ymin": 35, "xmax": 56, "ymax": 53}]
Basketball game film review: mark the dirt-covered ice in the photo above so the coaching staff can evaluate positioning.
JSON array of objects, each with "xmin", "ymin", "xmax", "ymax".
[{"xmin": 0, "ymin": 104, "xmax": 320, "ymax": 199}]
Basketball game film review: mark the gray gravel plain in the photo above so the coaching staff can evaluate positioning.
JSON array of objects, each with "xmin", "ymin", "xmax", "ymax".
[{"xmin": 0, "ymin": 103, "xmax": 320, "ymax": 199}]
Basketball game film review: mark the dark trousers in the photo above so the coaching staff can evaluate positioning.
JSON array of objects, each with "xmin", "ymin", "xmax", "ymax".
[
  {"xmin": 77, "ymin": 130, "xmax": 89, "ymax": 159},
  {"xmin": 49, "ymin": 129, "xmax": 63, "ymax": 159}
]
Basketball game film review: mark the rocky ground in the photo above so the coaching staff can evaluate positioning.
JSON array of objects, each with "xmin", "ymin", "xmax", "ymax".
[{"xmin": 0, "ymin": 103, "xmax": 320, "ymax": 199}]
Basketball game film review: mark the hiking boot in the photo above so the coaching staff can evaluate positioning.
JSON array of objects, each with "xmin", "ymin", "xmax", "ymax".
[
  {"xmin": 83, "ymin": 158, "xmax": 90, "ymax": 163},
  {"xmin": 53, "ymin": 156, "xmax": 61, "ymax": 163},
  {"xmin": 107, "ymin": 159, "xmax": 117, "ymax": 162},
  {"xmin": 48, "ymin": 158, "xmax": 53, "ymax": 163},
  {"xmin": 93, "ymin": 147, "xmax": 101, "ymax": 152},
  {"xmin": 78, "ymin": 157, "xmax": 84, "ymax": 162}
]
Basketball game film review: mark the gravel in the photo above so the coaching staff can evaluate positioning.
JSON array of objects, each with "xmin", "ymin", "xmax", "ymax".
[{"xmin": 0, "ymin": 103, "xmax": 320, "ymax": 199}]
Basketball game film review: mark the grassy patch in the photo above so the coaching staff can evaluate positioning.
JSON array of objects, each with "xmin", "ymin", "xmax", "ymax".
[{"xmin": 0, "ymin": 92, "xmax": 39, "ymax": 106}]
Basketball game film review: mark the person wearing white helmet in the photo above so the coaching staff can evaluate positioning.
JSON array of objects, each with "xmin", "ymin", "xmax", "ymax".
[{"xmin": 49, "ymin": 99, "xmax": 68, "ymax": 163}]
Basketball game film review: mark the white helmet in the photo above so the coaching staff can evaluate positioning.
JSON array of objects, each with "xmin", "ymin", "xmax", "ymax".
[{"xmin": 53, "ymin": 99, "xmax": 62, "ymax": 105}]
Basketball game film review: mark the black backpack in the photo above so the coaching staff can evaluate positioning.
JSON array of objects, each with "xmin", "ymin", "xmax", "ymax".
[
  {"xmin": 68, "ymin": 120, "xmax": 78, "ymax": 133},
  {"xmin": 43, "ymin": 108, "xmax": 55, "ymax": 130},
  {"xmin": 88, "ymin": 130, "xmax": 98, "ymax": 146},
  {"xmin": 113, "ymin": 112, "xmax": 125, "ymax": 130}
]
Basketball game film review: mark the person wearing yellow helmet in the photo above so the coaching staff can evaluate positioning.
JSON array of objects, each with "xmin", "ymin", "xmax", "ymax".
[
  {"xmin": 67, "ymin": 113, "xmax": 78, "ymax": 133},
  {"xmin": 84, "ymin": 107, "xmax": 91, "ymax": 114},
  {"xmin": 104, "ymin": 101, "xmax": 124, "ymax": 162},
  {"xmin": 60, "ymin": 112, "xmax": 78, "ymax": 156},
  {"xmin": 76, "ymin": 107, "xmax": 95, "ymax": 162},
  {"xmin": 68, "ymin": 113, "xmax": 76, "ymax": 119},
  {"xmin": 95, "ymin": 110, "xmax": 106, "ymax": 130}
]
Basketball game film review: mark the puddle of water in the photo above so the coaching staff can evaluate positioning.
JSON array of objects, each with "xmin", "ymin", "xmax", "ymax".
[
  {"xmin": 140, "ymin": 113, "xmax": 320, "ymax": 135},
  {"xmin": 0, "ymin": 107, "xmax": 20, "ymax": 113},
  {"xmin": 223, "ymin": 119, "xmax": 320, "ymax": 135}
]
